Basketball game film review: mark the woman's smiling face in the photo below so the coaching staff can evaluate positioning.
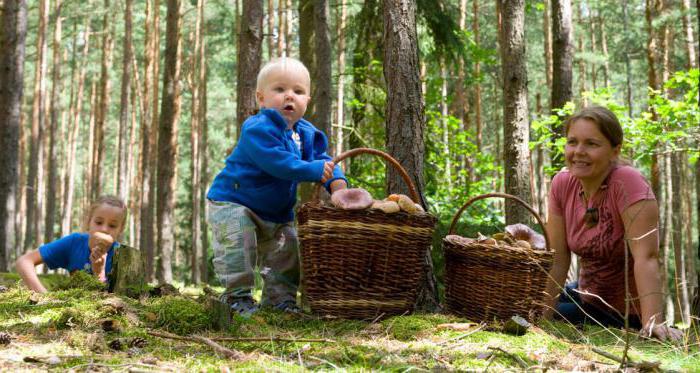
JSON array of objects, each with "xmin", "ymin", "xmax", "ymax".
[{"xmin": 564, "ymin": 118, "xmax": 620, "ymax": 183}]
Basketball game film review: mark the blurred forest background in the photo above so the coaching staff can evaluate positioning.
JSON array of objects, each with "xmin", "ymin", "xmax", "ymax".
[{"xmin": 0, "ymin": 0, "xmax": 697, "ymax": 324}]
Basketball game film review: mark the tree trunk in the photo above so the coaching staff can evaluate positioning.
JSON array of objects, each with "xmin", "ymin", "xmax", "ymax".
[
  {"xmin": 92, "ymin": 0, "xmax": 114, "ymax": 201},
  {"xmin": 383, "ymin": 0, "xmax": 436, "ymax": 311},
  {"xmin": 0, "ymin": 0, "xmax": 28, "ymax": 271},
  {"xmin": 680, "ymin": 0, "xmax": 697, "ymax": 68},
  {"xmin": 199, "ymin": 40, "xmax": 209, "ymax": 283},
  {"xmin": 551, "ymin": 0, "xmax": 573, "ymax": 114},
  {"xmin": 44, "ymin": 0, "xmax": 63, "ymax": 245},
  {"xmin": 298, "ymin": 0, "xmax": 314, "ymax": 118},
  {"xmin": 544, "ymin": 0, "xmax": 553, "ymax": 91},
  {"xmin": 498, "ymin": 0, "xmax": 532, "ymax": 225},
  {"xmin": 61, "ymin": 18, "xmax": 90, "ymax": 237},
  {"xmin": 576, "ymin": 2, "xmax": 586, "ymax": 106},
  {"xmin": 24, "ymin": 0, "xmax": 50, "ymax": 253},
  {"xmin": 277, "ymin": 0, "xmax": 286, "ymax": 56},
  {"xmin": 312, "ymin": 0, "xmax": 331, "ymax": 136},
  {"xmin": 140, "ymin": 0, "xmax": 158, "ymax": 282},
  {"xmin": 117, "ymin": 0, "xmax": 133, "ymax": 200},
  {"xmin": 440, "ymin": 60, "xmax": 451, "ymax": 192},
  {"xmin": 550, "ymin": 0, "xmax": 572, "ymax": 170},
  {"xmin": 156, "ymin": 0, "xmax": 182, "ymax": 284},
  {"xmin": 285, "ymin": 0, "xmax": 293, "ymax": 56},
  {"xmin": 473, "ymin": 0, "xmax": 482, "ymax": 152},
  {"xmin": 266, "ymin": 0, "xmax": 274, "ymax": 59},
  {"xmin": 671, "ymin": 152, "xmax": 691, "ymax": 324},
  {"xmin": 454, "ymin": 0, "xmax": 467, "ymax": 147},
  {"xmin": 84, "ymin": 81, "xmax": 97, "ymax": 216},
  {"xmin": 189, "ymin": 0, "xmax": 206, "ymax": 285},
  {"xmin": 597, "ymin": 7, "xmax": 610, "ymax": 87},
  {"xmin": 236, "ymin": 0, "xmax": 263, "ymax": 139},
  {"xmin": 335, "ymin": 0, "xmax": 347, "ymax": 156},
  {"xmin": 623, "ymin": 0, "xmax": 633, "ymax": 117},
  {"xmin": 589, "ymin": 8, "xmax": 598, "ymax": 91},
  {"xmin": 646, "ymin": 0, "xmax": 662, "ymax": 201},
  {"xmin": 682, "ymin": 154, "xmax": 697, "ymax": 317}
]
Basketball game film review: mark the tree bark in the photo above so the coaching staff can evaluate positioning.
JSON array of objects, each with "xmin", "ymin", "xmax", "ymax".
[
  {"xmin": 472, "ymin": 0, "xmax": 482, "ymax": 153},
  {"xmin": 277, "ymin": 0, "xmax": 286, "ymax": 56},
  {"xmin": 189, "ymin": 0, "xmax": 206, "ymax": 284},
  {"xmin": 117, "ymin": 0, "xmax": 133, "ymax": 200},
  {"xmin": 575, "ymin": 2, "xmax": 586, "ymax": 106},
  {"xmin": 92, "ymin": 0, "xmax": 114, "ymax": 201},
  {"xmin": 623, "ymin": 0, "xmax": 633, "ymax": 117},
  {"xmin": 671, "ymin": 152, "xmax": 691, "ymax": 324},
  {"xmin": 646, "ymin": 0, "xmax": 662, "ymax": 201},
  {"xmin": 550, "ymin": 0, "xmax": 572, "ymax": 170},
  {"xmin": 44, "ymin": 0, "xmax": 63, "ymax": 245},
  {"xmin": 61, "ymin": 18, "xmax": 90, "ymax": 237},
  {"xmin": 156, "ymin": 0, "xmax": 182, "ymax": 284},
  {"xmin": 335, "ymin": 0, "xmax": 347, "ymax": 155},
  {"xmin": 383, "ymin": 0, "xmax": 436, "ymax": 311},
  {"xmin": 24, "ymin": 0, "xmax": 50, "ymax": 253},
  {"xmin": 550, "ymin": 0, "xmax": 573, "ymax": 114},
  {"xmin": 312, "ymin": 0, "xmax": 332, "ymax": 136},
  {"xmin": 680, "ymin": 0, "xmax": 697, "ymax": 68},
  {"xmin": 597, "ymin": 7, "xmax": 610, "ymax": 87},
  {"xmin": 544, "ymin": 0, "xmax": 553, "ymax": 91},
  {"xmin": 266, "ymin": 0, "xmax": 274, "ymax": 59},
  {"xmin": 298, "ymin": 0, "xmax": 315, "ymax": 117},
  {"xmin": 498, "ymin": 0, "xmax": 532, "ymax": 225},
  {"xmin": 236, "ymin": 0, "xmax": 263, "ymax": 139},
  {"xmin": 199, "ymin": 40, "xmax": 209, "ymax": 283},
  {"xmin": 0, "ymin": 0, "xmax": 28, "ymax": 271},
  {"xmin": 140, "ymin": 0, "xmax": 158, "ymax": 282}
]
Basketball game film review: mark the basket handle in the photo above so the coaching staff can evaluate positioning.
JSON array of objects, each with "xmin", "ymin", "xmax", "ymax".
[
  {"xmin": 311, "ymin": 147, "xmax": 420, "ymax": 203},
  {"xmin": 447, "ymin": 192, "xmax": 551, "ymax": 250}
]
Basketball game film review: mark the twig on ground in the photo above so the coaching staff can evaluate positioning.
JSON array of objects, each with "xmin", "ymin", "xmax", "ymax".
[
  {"xmin": 487, "ymin": 346, "xmax": 529, "ymax": 369},
  {"xmin": 210, "ymin": 336, "xmax": 335, "ymax": 343},
  {"xmin": 591, "ymin": 347, "xmax": 660, "ymax": 370},
  {"xmin": 147, "ymin": 330, "xmax": 245, "ymax": 360},
  {"xmin": 438, "ymin": 323, "xmax": 486, "ymax": 346},
  {"xmin": 67, "ymin": 362, "xmax": 169, "ymax": 372}
]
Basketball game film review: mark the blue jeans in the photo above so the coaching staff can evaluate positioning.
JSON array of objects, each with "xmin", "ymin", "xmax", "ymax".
[{"xmin": 555, "ymin": 282, "xmax": 641, "ymax": 329}]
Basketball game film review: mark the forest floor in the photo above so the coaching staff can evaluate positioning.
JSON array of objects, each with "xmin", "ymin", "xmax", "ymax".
[{"xmin": 0, "ymin": 273, "xmax": 698, "ymax": 372}]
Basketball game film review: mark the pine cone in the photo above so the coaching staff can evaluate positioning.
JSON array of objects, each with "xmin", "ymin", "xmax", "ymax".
[
  {"xmin": 128, "ymin": 337, "xmax": 147, "ymax": 348},
  {"xmin": 108, "ymin": 338, "xmax": 124, "ymax": 351},
  {"xmin": 0, "ymin": 332, "xmax": 12, "ymax": 345}
]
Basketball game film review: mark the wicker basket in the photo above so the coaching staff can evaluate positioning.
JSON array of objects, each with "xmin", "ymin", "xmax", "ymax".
[
  {"xmin": 298, "ymin": 148, "xmax": 437, "ymax": 319},
  {"xmin": 443, "ymin": 193, "xmax": 554, "ymax": 321}
]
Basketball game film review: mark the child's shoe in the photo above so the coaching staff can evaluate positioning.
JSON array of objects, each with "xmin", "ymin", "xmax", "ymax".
[
  {"xmin": 228, "ymin": 296, "xmax": 259, "ymax": 317},
  {"xmin": 274, "ymin": 300, "xmax": 302, "ymax": 314}
]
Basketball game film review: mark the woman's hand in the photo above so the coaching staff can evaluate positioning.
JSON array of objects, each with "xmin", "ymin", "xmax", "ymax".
[{"xmin": 643, "ymin": 324, "xmax": 684, "ymax": 342}]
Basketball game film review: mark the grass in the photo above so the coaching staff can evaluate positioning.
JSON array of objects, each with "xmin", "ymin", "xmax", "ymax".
[{"xmin": 0, "ymin": 273, "xmax": 698, "ymax": 371}]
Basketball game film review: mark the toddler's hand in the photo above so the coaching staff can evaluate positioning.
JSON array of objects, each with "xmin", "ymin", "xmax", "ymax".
[{"xmin": 321, "ymin": 161, "xmax": 335, "ymax": 183}]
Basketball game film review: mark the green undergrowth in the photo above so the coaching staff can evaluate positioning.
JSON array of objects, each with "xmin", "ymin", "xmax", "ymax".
[{"xmin": 0, "ymin": 273, "xmax": 698, "ymax": 371}]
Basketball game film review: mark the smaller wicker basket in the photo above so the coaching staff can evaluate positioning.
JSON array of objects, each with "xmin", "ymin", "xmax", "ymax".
[
  {"xmin": 443, "ymin": 193, "xmax": 554, "ymax": 321},
  {"xmin": 298, "ymin": 148, "xmax": 437, "ymax": 320}
]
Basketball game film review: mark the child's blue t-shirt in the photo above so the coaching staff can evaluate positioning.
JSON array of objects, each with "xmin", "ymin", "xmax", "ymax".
[{"xmin": 39, "ymin": 233, "xmax": 118, "ymax": 275}]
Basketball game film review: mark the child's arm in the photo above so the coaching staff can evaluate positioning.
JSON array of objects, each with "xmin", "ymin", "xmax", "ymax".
[{"xmin": 15, "ymin": 250, "xmax": 48, "ymax": 293}]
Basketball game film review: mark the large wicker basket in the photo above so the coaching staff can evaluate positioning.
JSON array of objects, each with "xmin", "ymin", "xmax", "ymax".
[
  {"xmin": 443, "ymin": 193, "xmax": 554, "ymax": 321},
  {"xmin": 298, "ymin": 148, "xmax": 437, "ymax": 319}
]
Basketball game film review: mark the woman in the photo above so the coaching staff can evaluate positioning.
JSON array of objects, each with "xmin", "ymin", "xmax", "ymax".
[{"xmin": 544, "ymin": 106, "xmax": 682, "ymax": 341}]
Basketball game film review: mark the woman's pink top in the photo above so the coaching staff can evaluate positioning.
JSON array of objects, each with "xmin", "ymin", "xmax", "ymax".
[{"xmin": 549, "ymin": 165, "xmax": 656, "ymax": 316}]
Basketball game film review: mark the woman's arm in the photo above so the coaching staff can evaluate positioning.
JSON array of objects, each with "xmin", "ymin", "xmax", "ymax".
[
  {"xmin": 543, "ymin": 212, "xmax": 571, "ymax": 318},
  {"xmin": 15, "ymin": 250, "xmax": 48, "ymax": 293},
  {"xmin": 624, "ymin": 199, "xmax": 682, "ymax": 341}
]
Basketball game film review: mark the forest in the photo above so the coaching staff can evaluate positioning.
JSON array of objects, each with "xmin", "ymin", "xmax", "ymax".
[{"xmin": 0, "ymin": 0, "xmax": 699, "ymax": 370}]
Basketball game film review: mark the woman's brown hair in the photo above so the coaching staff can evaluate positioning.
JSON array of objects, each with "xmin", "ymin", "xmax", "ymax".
[
  {"xmin": 564, "ymin": 105, "xmax": 623, "ymax": 147},
  {"xmin": 83, "ymin": 195, "xmax": 128, "ymax": 233}
]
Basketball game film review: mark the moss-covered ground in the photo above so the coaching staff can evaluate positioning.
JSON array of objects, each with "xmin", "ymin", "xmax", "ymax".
[{"xmin": 1, "ymin": 273, "xmax": 698, "ymax": 372}]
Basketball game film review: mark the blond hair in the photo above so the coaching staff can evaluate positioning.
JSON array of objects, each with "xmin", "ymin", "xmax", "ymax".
[
  {"xmin": 83, "ymin": 195, "xmax": 128, "ymax": 233},
  {"xmin": 256, "ymin": 57, "xmax": 310, "ymax": 92}
]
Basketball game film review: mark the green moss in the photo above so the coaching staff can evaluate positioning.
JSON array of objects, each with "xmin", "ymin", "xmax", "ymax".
[
  {"xmin": 52, "ymin": 270, "xmax": 107, "ymax": 292},
  {"xmin": 382, "ymin": 313, "xmax": 452, "ymax": 341},
  {"xmin": 146, "ymin": 296, "xmax": 213, "ymax": 335}
]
